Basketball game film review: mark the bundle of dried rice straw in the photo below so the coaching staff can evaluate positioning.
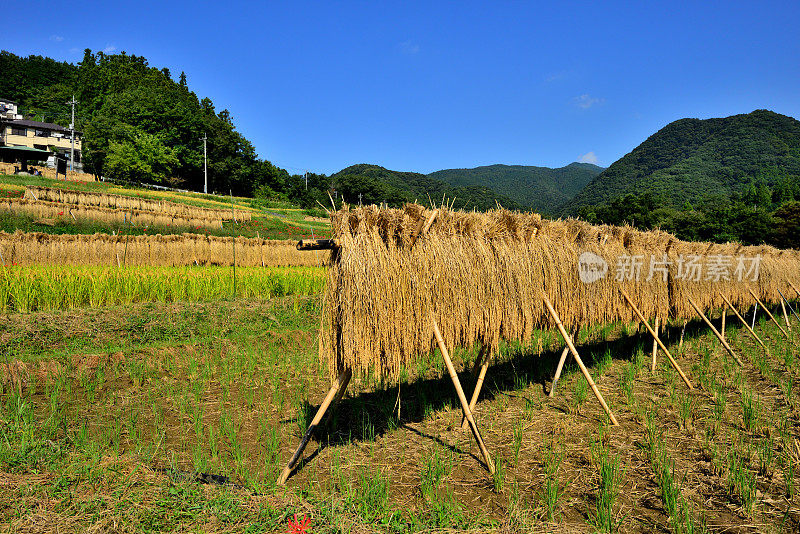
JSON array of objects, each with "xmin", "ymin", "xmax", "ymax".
[{"xmin": 321, "ymin": 204, "xmax": 800, "ymax": 379}]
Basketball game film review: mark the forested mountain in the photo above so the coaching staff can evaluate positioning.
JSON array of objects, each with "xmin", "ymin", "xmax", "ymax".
[
  {"xmin": 0, "ymin": 50, "xmax": 289, "ymax": 195},
  {"xmin": 563, "ymin": 110, "xmax": 800, "ymax": 214},
  {"xmin": 429, "ymin": 162, "xmax": 602, "ymax": 215},
  {"xmin": 563, "ymin": 110, "xmax": 800, "ymax": 248},
  {"xmin": 328, "ymin": 164, "xmax": 523, "ymax": 211}
]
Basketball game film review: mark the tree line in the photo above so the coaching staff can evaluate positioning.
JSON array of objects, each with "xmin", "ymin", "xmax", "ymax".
[{"xmin": 577, "ymin": 170, "xmax": 800, "ymax": 249}]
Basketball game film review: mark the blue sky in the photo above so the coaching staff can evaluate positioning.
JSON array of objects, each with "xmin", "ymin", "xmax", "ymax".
[{"xmin": 5, "ymin": 1, "xmax": 800, "ymax": 175}]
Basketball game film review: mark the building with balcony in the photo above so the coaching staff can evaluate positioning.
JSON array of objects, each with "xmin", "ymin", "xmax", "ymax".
[{"xmin": 0, "ymin": 98, "xmax": 23, "ymax": 120}]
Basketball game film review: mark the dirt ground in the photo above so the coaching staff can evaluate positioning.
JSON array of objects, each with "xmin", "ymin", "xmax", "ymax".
[{"xmin": 1, "ymin": 297, "xmax": 799, "ymax": 532}]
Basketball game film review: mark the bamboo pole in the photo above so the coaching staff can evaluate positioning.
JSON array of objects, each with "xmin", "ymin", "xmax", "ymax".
[
  {"xmin": 277, "ymin": 369, "xmax": 352, "ymax": 485},
  {"xmin": 548, "ymin": 346, "xmax": 570, "ymax": 398},
  {"xmin": 432, "ymin": 320, "xmax": 495, "ymax": 474},
  {"xmin": 549, "ymin": 326, "xmax": 578, "ymax": 398},
  {"xmin": 789, "ymin": 281, "xmax": 800, "ymax": 299},
  {"xmin": 619, "ymin": 289, "xmax": 693, "ymax": 389},
  {"xmin": 421, "ymin": 209, "xmax": 439, "ymax": 235},
  {"xmin": 780, "ymin": 298, "xmax": 791, "ymax": 332},
  {"xmin": 780, "ymin": 289, "xmax": 800, "ymax": 323},
  {"xmin": 747, "ymin": 288, "xmax": 790, "ymax": 339},
  {"xmin": 542, "ymin": 294, "xmax": 619, "ymax": 426},
  {"xmin": 721, "ymin": 305, "xmax": 727, "ymax": 340},
  {"xmin": 651, "ymin": 316, "xmax": 659, "ymax": 372},
  {"xmin": 687, "ymin": 297, "xmax": 744, "ymax": 366},
  {"xmin": 410, "ymin": 209, "xmax": 439, "ymax": 247},
  {"xmin": 719, "ymin": 293, "xmax": 768, "ymax": 352},
  {"xmin": 461, "ymin": 347, "xmax": 490, "ymax": 430}
]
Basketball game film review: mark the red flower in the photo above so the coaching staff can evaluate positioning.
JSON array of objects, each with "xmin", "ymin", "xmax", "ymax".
[
  {"xmin": 58, "ymin": 211, "xmax": 64, "ymax": 216},
  {"xmin": 287, "ymin": 514, "xmax": 311, "ymax": 534}
]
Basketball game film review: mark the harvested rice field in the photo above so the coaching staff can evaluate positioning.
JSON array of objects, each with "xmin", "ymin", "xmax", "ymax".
[
  {"xmin": 1, "ymin": 294, "xmax": 799, "ymax": 533},
  {"xmin": 0, "ymin": 174, "xmax": 332, "ymax": 242}
]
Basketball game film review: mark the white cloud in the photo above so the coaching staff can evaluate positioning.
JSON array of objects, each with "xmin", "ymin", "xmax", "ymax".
[
  {"xmin": 50, "ymin": 35, "xmax": 64, "ymax": 42},
  {"xmin": 397, "ymin": 40, "xmax": 420, "ymax": 55},
  {"xmin": 578, "ymin": 151, "xmax": 599, "ymax": 164},
  {"xmin": 574, "ymin": 94, "xmax": 604, "ymax": 109},
  {"xmin": 102, "ymin": 44, "xmax": 117, "ymax": 53},
  {"xmin": 544, "ymin": 71, "xmax": 566, "ymax": 83},
  {"xmin": 68, "ymin": 47, "xmax": 80, "ymax": 55}
]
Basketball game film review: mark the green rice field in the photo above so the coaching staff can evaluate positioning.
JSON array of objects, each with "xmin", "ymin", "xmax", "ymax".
[{"xmin": 0, "ymin": 265, "xmax": 326, "ymax": 312}]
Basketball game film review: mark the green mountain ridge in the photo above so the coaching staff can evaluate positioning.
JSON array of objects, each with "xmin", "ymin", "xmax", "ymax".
[
  {"xmin": 330, "ymin": 164, "xmax": 524, "ymax": 212},
  {"xmin": 429, "ymin": 162, "xmax": 603, "ymax": 215},
  {"xmin": 561, "ymin": 109, "xmax": 800, "ymax": 215}
]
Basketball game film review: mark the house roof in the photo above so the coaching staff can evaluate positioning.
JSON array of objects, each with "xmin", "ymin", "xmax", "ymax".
[
  {"xmin": 7, "ymin": 119, "xmax": 79, "ymax": 135},
  {"xmin": 0, "ymin": 145, "xmax": 53, "ymax": 158},
  {"xmin": 0, "ymin": 97, "xmax": 18, "ymax": 104}
]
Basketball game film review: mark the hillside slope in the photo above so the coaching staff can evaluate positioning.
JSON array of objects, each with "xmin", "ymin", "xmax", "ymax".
[
  {"xmin": 562, "ymin": 110, "xmax": 800, "ymax": 215},
  {"xmin": 331, "ymin": 164, "xmax": 523, "ymax": 211},
  {"xmin": 429, "ymin": 162, "xmax": 603, "ymax": 215}
]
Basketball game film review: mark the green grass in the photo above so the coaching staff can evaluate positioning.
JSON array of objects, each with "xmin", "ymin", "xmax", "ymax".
[
  {"xmin": 0, "ymin": 286, "xmax": 798, "ymax": 532},
  {"xmin": 589, "ymin": 433, "xmax": 623, "ymax": 533}
]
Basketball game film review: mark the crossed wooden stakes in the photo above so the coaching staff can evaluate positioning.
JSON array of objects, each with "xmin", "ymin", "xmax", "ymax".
[
  {"xmin": 548, "ymin": 288, "xmax": 694, "ymax": 407},
  {"xmin": 280, "ymin": 233, "xmax": 799, "ymax": 484}
]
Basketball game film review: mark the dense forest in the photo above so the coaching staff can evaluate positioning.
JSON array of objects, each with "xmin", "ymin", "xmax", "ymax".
[
  {"xmin": 566, "ymin": 110, "xmax": 800, "ymax": 248},
  {"xmin": 327, "ymin": 164, "xmax": 523, "ymax": 211},
  {"xmin": 577, "ymin": 173, "xmax": 800, "ymax": 248},
  {"xmin": 563, "ymin": 110, "xmax": 800, "ymax": 214},
  {"xmin": 429, "ymin": 162, "xmax": 603, "ymax": 215}
]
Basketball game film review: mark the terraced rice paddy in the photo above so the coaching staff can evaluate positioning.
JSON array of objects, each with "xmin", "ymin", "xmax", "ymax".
[{"xmin": 0, "ymin": 265, "xmax": 325, "ymax": 312}]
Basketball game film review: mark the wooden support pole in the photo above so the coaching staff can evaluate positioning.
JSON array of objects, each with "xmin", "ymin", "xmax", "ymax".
[
  {"xmin": 432, "ymin": 320, "xmax": 495, "ymax": 474},
  {"xmin": 780, "ymin": 289, "xmax": 800, "ymax": 323},
  {"xmin": 421, "ymin": 209, "xmax": 439, "ymax": 235},
  {"xmin": 277, "ymin": 369, "xmax": 352, "ymax": 485},
  {"xmin": 687, "ymin": 297, "xmax": 743, "ymax": 366},
  {"xmin": 461, "ymin": 347, "xmax": 490, "ymax": 430},
  {"xmin": 542, "ymin": 294, "xmax": 619, "ymax": 426},
  {"xmin": 780, "ymin": 298, "xmax": 792, "ymax": 332},
  {"xmin": 410, "ymin": 209, "xmax": 439, "ymax": 246},
  {"xmin": 619, "ymin": 289, "xmax": 693, "ymax": 389},
  {"xmin": 651, "ymin": 316, "xmax": 660, "ymax": 372},
  {"xmin": 679, "ymin": 320, "xmax": 686, "ymax": 348},
  {"xmin": 747, "ymin": 288, "xmax": 790, "ymax": 339},
  {"xmin": 721, "ymin": 306, "xmax": 727, "ymax": 340},
  {"xmin": 549, "ymin": 346, "xmax": 570, "ymax": 398},
  {"xmin": 719, "ymin": 293, "xmax": 768, "ymax": 352},
  {"xmin": 789, "ymin": 281, "xmax": 800, "ymax": 299},
  {"xmin": 296, "ymin": 239, "xmax": 341, "ymax": 251}
]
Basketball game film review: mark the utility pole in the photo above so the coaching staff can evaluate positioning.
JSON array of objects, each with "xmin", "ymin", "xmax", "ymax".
[
  {"xmin": 359, "ymin": 192, "xmax": 363, "ymax": 205},
  {"xmin": 67, "ymin": 95, "xmax": 78, "ymax": 171},
  {"xmin": 202, "ymin": 133, "xmax": 208, "ymax": 194},
  {"xmin": 304, "ymin": 170, "xmax": 308, "ymax": 190}
]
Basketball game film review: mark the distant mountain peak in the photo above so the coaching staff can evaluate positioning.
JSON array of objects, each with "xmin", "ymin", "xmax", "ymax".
[
  {"xmin": 561, "ymin": 109, "xmax": 800, "ymax": 215},
  {"xmin": 428, "ymin": 163, "xmax": 604, "ymax": 214}
]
